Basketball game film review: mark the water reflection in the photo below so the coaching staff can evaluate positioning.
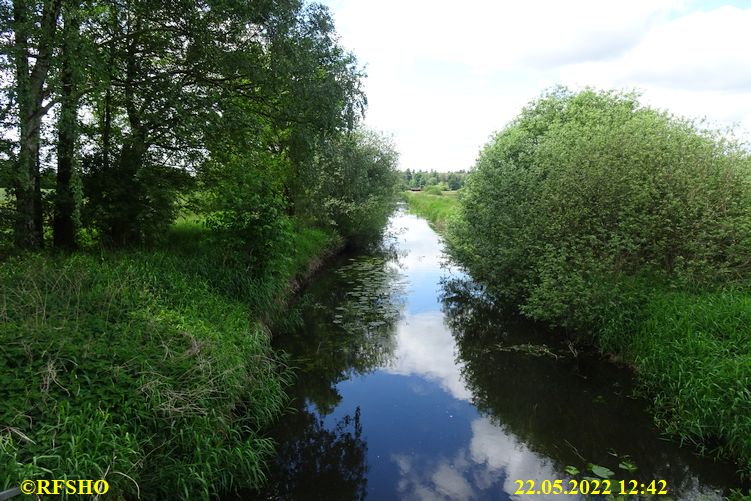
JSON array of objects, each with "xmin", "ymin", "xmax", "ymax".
[
  {"xmin": 441, "ymin": 277, "xmax": 743, "ymax": 499},
  {"xmin": 251, "ymin": 209, "xmax": 745, "ymax": 500},
  {"xmin": 265, "ymin": 407, "xmax": 368, "ymax": 500},
  {"xmin": 385, "ymin": 310, "xmax": 471, "ymax": 401}
]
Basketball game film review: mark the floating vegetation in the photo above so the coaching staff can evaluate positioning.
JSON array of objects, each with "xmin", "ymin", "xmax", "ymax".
[
  {"xmin": 494, "ymin": 342, "xmax": 560, "ymax": 359},
  {"xmin": 296, "ymin": 255, "xmax": 408, "ymax": 373},
  {"xmin": 334, "ymin": 256, "xmax": 407, "ymax": 337},
  {"xmin": 588, "ymin": 463, "xmax": 615, "ymax": 479}
]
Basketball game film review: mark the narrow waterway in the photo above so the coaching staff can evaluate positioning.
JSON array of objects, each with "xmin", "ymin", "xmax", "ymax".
[{"xmin": 256, "ymin": 207, "xmax": 745, "ymax": 500}]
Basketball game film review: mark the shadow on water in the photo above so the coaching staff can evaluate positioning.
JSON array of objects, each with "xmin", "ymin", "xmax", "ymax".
[
  {"xmin": 441, "ymin": 277, "xmax": 748, "ymax": 498},
  {"xmin": 240, "ymin": 208, "xmax": 748, "ymax": 500},
  {"xmin": 260, "ymin": 405, "xmax": 368, "ymax": 500}
]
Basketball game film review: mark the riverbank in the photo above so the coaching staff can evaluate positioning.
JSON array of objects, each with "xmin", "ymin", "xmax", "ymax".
[
  {"xmin": 0, "ymin": 219, "xmax": 341, "ymax": 499},
  {"xmin": 401, "ymin": 190, "xmax": 460, "ymax": 232},
  {"xmin": 404, "ymin": 190, "xmax": 751, "ymax": 481}
]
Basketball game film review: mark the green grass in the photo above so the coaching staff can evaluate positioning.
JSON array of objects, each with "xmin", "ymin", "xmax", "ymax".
[
  {"xmin": 402, "ymin": 191, "xmax": 460, "ymax": 232},
  {"xmin": 0, "ymin": 220, "xmax": 340, "ymax": 499},
  {"xmin": 611, "ymin": 289, "xmax": 751, "ymax": 474}
]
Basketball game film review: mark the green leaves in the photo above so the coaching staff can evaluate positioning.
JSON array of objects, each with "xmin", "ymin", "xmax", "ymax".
[
  {"xmin": 587, "ymin": 463, "xmax": 615, "ymax": 479},
  {"xmin": 451, "ymin": 87, "xmax": 751, "ymax": 333},
  {"xmin": 618, "ymin": 460, "xmax": 638, "ymax": 473},
  {"xmin": 564, "ymin": 465, "xmax": 580, "ymax": 476},
  {"xmin": 448, "ymin": 87, "xmax": 751, "ymax": 478}
]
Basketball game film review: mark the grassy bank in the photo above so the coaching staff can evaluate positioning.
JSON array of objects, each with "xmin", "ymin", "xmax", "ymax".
[
  {"xmin": 612, "ymin": 289, "xmax": 751, "ymax": 474},
  {"xmin": 402, "ymin": 191, "xmax": 460, "ymax": 231},
  {"xmin": 0, "ymin": 220, "xmax": 340, "ymax": 499}
]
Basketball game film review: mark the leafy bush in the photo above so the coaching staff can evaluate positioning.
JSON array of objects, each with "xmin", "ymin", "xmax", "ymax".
[
  {"xmin": 422, "ymin": 185, "xmax": 444, "ymax": 196},
  {"xmin": 81, "ymin": 155, "xmax": 192, "ymax": 247},
  {"xmin": 451, "ymin": 87, "xmax": 751, "ymax": 332},
  {"xmin": 300, "ymin": 128, "xmax": 400, "ymax": 247},
  {"xmin": 198, "ymin": 143, "xmax": 293, "ymax": 272},
  {"xmin": 449, "ymin": 87, "xmax": 751, "ymax": 474}
]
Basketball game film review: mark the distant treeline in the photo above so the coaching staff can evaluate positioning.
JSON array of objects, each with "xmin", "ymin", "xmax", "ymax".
[{"xmin": 400, "ymin": 169, "xmax": 467, "ymax": 190}]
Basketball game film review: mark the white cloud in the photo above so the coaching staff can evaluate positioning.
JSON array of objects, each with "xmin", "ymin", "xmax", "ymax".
[
  {"xmin": 390, "ymin": 416, "xmax": 561, "ymax": 500},
  {"xmin": 382, "ymin": 211, "xmax": 471, "ymax": 399},
  {"xmin": 333, "ymin": 0, "xmax": 679, "ymax": 73},
  {"xmin": 559, "ymin": 5, "xmax": 751, "ymax": 132},
  {"xmin": 385, "ymin": 309, "xmax": 472, "ymax": 401},
  {"xmin": 323, "ymin": 0, "xmax": 751, "ymax": 171},
  {"xmin": 620, "ymin": 6, "xmax": 751, "ymax": 92}
]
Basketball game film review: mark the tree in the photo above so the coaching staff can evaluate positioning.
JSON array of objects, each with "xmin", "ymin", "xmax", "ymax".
[
  {"xmin": 302, "ymin": 128, "xmax": 399, "ymax": 246},
  {"xmin": 52, "ymin": 1, "xmax": 80, "ymax": 249},
  {"xmin": 8, "ymin": 0, "xmax": 62, "ymax": 248}
]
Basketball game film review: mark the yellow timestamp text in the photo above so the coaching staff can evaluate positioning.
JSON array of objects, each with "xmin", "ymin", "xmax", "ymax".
[{"xmin": 514, "ymin": 479, "xmax": 669, "ymax": 496}]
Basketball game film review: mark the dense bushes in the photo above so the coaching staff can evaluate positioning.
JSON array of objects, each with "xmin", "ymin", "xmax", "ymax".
[
  {"xmin": 449, "ymin": 87, "xmax": 751, "ymax": 474},
  {"xmin": 451, "ymin": 88, "xmax": 751, "ymax": 332},
  {"xmin": 299, "ymin": 129, "xmax": 401, "ymax": 247}
]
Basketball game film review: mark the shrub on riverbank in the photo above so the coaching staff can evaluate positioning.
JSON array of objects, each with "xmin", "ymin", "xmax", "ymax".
[
  {"xmin": 448, "ymin": 87, "xmax": 751, "ymax": 473},
  {"xmin": 452, "ymin": 88, "xmax": 751, "ymax": 329},
  {"xmin": 0, "ymin": 222, "xmax": 338, "ymax": 499}
]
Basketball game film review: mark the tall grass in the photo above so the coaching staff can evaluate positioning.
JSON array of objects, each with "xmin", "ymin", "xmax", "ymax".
[
  {"xmin": 0, "ymin": 221, "xmax": 339, "ymax": 499},
  {"xmin": 613, "ymin": 290, "xmax": 751, "ymax": 474}
]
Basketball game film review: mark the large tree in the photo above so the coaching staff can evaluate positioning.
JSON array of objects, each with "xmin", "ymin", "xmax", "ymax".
[
  {"xmin": 9, "ymin": 0, "xmax": 62, "ymax": 248},
  {"xmin": 52, "ymin": 0, "xmax": 80, "ymax": 249},
  {"xmin": 3, "ymin": 0, "xmax": 373, "ymax": 250}
]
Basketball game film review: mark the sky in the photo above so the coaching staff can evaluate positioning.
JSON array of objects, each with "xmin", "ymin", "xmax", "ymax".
[{"xmin": 321, "ymin": 0, "xmax": 751, "ymax": 172}]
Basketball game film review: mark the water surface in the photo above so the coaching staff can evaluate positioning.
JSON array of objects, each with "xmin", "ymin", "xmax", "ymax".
[{"xmin": 257, "ymin": 208, "xmax": 745, "ymax": 500}]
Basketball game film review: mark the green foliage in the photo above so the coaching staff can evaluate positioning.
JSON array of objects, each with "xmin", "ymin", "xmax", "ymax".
[
  {"xmin": 588, "ymin": 464, "xmax": 615, "ymax": 479},
  {"xmin": 449, "ymin": 87, "xmax": 751, "ymax": 474},
  {"xmin": 200, "ymin": 157, "xmax": 292, "ymax": 271},
  {"xmin": 403, "ymin": 190, "xmax": 460, "ymax": 232},
  {"xmin": 81, "ymin": 156, "xmax": 192, "ymax": 246},
  {"xmin": 401, "ymin": 169, "xmax": 466, "ymax": 190},
  {"xmin": 300, "ymin": 128, "xmax": 400, "ymax": 247},
  {"xmin": 622, "ymin": 289, "xmax": 751, "ymax": 474},
  {"xmin": 452, "ymin": 87, "xmax": 751, "ymax": 331},
  {"xmin": 422, "ymin": 184, "xmax": 444, "ymax": 195},
  {"xmin": 1, "ymin": 0, "xmax": 373, "ymax": 250},
  {"xmin": 1, "ymin": 1, "xmax": 397, "ymax": 499},
  {"xmin": 0, "ymin": 222, "xmax": 338, "ymax": 499}
]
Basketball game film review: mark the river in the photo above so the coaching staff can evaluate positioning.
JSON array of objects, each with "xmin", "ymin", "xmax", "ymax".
[{"xmin": 254, "ymin": 207, "xmax": 746, "ymax": 500}]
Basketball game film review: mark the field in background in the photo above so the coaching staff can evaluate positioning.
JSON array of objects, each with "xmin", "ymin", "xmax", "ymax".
[{"xmin": 402, "ymin": 190, "xmax": 460, "ymax": 231}]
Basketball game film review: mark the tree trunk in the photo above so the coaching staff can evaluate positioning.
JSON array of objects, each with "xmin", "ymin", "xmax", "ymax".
[
  {"xmin": 12, "ymin": 0, "xmax": 62, "ymax": 249},
  {"xmin": 105, "ymin": 17, "xmax": 148, "ymax": 246},
  {"xmin": 12, "ymin": 0, "xmax": 35, "ymax": 248},
  {"xmin": 53, "ymin": 7, "xmax": 79, "ymax": 249}
]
